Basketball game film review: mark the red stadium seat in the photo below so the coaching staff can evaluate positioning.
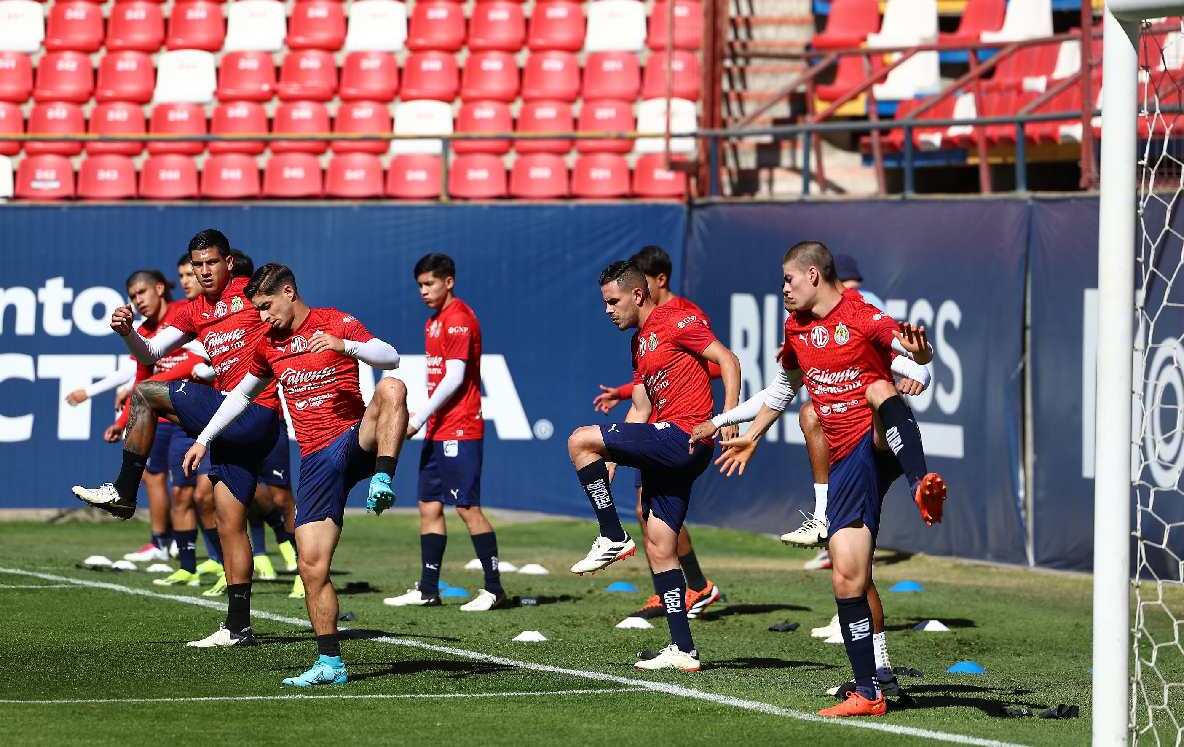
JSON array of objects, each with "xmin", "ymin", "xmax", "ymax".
[
  {"xmin": 332, "ymin": 100, "xmax": 392, "ymax": 154},
  {"xmin": 406, "ymin": 0, "xmax": 465, "ymax": 52},
  {"xmin": 139, "ymin": 153, "xmax": 199, "ymax": 199},
  {"xmin": 287, "ymin": 0, "xmax": 346, "ymax": 51},
  {"xmin": 0, "ymin": 52, "xmax": 33, "ymax": 103},
  {"xmin": 0, "ymin": 102, "xmax": 22, "ymax": 156},
  {"xmin": 642, "ymin": 50, "xmax": 701, "ymax": 101},
  {"xmin": 45, "ymin": 1, "xmax": 104, "ymax": 52},
  {"xmin": 454, "ymin": 100, "xmax": 512, "ymax": 155},
  {"xmin": 148, "ymin": 102, "xmax": 206, "ymax": 155},
  {"xmin": 984, "ymin": 42, "xmax": 1058, "ymax": 92},
  {"xmin": 272, "ymin": 100, "xmax": 330, "ymax": 154},
  {"xmin": 26, "ymin": 102, "xmax": 85, "ymax": 156},
  {"xmin": 106, "ymin": 1, "xmax": 166, "ymax": 52},
  {"xmin": 647, "ymin": 0, "xmax": 702, "ymax": 50},
  {"xmin": 278, "ymin": 50, "xmax": 337, "ymax": 101},
  {"xmin": 522, "ymin": 51, "xmax": 579, "ymax": 102},
  {"xmin": 583, "ymin": 52, "xmax": 641, "ymax": 100},
  {"xmin": 166, "ymin": 2, "xmax": 226, "ymax": 52},
  {"xmin": 815, "ymin": 54, "xmax": 880, "ymax": 102},
  {"xmin": 448, "ymin": 153, "xmax": 506, "ymax": 199},
  {"xmin": 78, "ymin": 154, "xmax": 137, "ymax": 200},
  {"xmin": 87, "ymin": 101, "xmax": 146, "ymax": 155},
  {"xmin": 468, "ymin": 1, "xmax": 525, "ymax": 52},
  {"xmin": 15, "ymin": 154, "xmax": 75, "ymax": 200},
  {"xmin": 527, "ymin": 1, "xmax": 584, "ymax": 52},
  {"xmin": 201, "ymin": 153, "xmax": 260, "ymax": 198},
  {"xmin": 339, "ymin": 51, "xmax": 398, "ymax": 101},
  {"xmin": 210, "ymin": 100, "xmax": 267, "ymax": 154},
  {"xmin": 217, "ymin": 50, "xmax": 276, "ymax": 101},
  {"xmin": 510, "ymin": 153, "xmax": 568, "ymax": 198},
  {"xmin": 516, "ymin": 100, "xmax": 572, "ymax": 154},
  {"xmin": 572, "ymin": 153, "xmax": 629, "ymax": 197},
  {"xmin": 33, "ymin": 51, "xmax": 93, "ymax": 103},
  {"xmin": 461, "ymin": 51, "xmax": 519, "ymax": 102},
  {"xmin": 263, "ymin": 152, "xmax": 322, "ymax": 197},
  {"xmin": 401, "ymin": 51, "xmax": 459, "ymax": 101},
  {"xmin": 95, "ymin": 52, "xmax": 154, "ymax": 104},
  {"xmin": 812, "ymin": 0, "xmax": 879, "ymax": 50},
  {"xmin": 939, "ymin": 0, "xmax": 1004, "ymax": 47},
  {"xmin": 632, "ymin": 153, "xmax": 686, "ymax": 197},
  {"xmin": 325, "ymin": 152, "xmax": 383, "ymax": 197},
  {"xmin": 576, "ymin": 99, "xmax": 633, "ymax": 153},
  {"xmin": 386, "ymin": 154, "xmax": 441, "ymax": 198}
]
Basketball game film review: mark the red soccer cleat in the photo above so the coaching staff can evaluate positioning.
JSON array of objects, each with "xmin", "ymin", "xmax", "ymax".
[
  {"xmin": 818, "ymin": 690, "xmax": 888, "ymax": 718},
  {"xmin": 913, "ymin": 472, "xmax": 947, "ymax": 526}
]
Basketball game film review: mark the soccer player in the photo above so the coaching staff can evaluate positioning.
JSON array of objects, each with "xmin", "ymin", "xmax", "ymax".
[
  {"xmin": 701, "ymin": 241, "xmax": 946, "ymax": 716},
  {"xmin": 589, "ymin": 246, "xmax": 724, "ymax": 621},
  {"xmin": 568, "ymin": 260, "xmax": 740, "ymax": 672},
  {"xmin": 384, "ymin": 254, "xmax": 507, "ymax": 612},
  {"xmin": 72, "ymin": 228, "xmax": 289, "ymax": 648},
  {"xmin": 181, "ymin": 262, "xmax": 406, "ymax": 687}
]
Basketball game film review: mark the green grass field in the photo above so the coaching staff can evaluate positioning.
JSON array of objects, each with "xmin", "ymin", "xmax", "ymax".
[{"xmin": 0, "ymin": 513, "xmax": 1171, "ymax": 746}]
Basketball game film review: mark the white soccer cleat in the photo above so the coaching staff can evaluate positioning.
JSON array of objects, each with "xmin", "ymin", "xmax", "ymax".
[
  {"xmin": 811, "ymin": 614, "xmax": 840, "ymax": 639},
  {"xmin": 72, "ymin": 483, "xmax": 137, "ymax": 519},
  {"xmin": 570, "ymin": 536, "xmax": 637, "ymax": 575},
  {"xmin": 123, "ymin": 543, "xmax": 169, "ymax": 563},
  {"xmin": 804, "ymin": 549, "xmax": 832, "ymax": 571},
  {"xmin": 633, "ymin": 644, "xmax": 701, "ymax": 672},
  {"xmin": 780, "ymin": 513, "xmax": 829, "ymax": 547},
  {"xmin": 382, "ymin": 585, "xmax": 441, "ymax": 607},
  {"xmin": 460, "ymin": 588, "xmax": 508, "ymax": 612},
  {"xmin": 186, "ymin": 624, "xmax": 257, "ymax": 648}
]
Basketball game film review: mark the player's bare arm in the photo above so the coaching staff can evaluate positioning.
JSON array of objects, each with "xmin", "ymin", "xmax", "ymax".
[
  {"xmin": 892, "ymin": 322, "xmax": 932, "ymax": 365},
  {"xmin": 593, "ymin": 384, "xmax": 625, "ymax": 414}
]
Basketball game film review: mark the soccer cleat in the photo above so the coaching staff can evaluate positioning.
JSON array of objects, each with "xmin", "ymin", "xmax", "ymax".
[
  {"xmin": 202, "ymin": 574, "xmax": 227, "ymax": 597},
  {"xmin": 195, "ymin": 558, "xmax": 224, "ymax": 577},
  {"xmin": 383, "ymin": 584, "xmax": 442, "ymax": 607},
  {"xmin": 818, "ymin": 690, "xmax": 887, "ymax": 718},
  {"xmin": 289, "ymin": 576, "xmax": 305, "ymax": 599},
  {"xmin": 633, "ymin": 594, "xmax": 665, "ymax": 620},
  {"xmin": 168, "ymin": 540, "xmax": 179, "ymax": 558},
  {"xmin": 365, "ymin": 473, "xmax": 396, "ymax": 515},
  {"xmin": 278, "ymin": 540, "xmax": 298, "ymax": 572},
  {"xmin": 123, "ymin": 543, "xmax": 169, "ymax": 563},
  {"xmin": 633, "ymin": 644, "xmax": 701, "ymax": 672},
  {"xmin": 811, "ymin": 614, "xmax": 840, "ymax": 639},
  {"xmin": 780, "ymin": 512, "xmax": 829, "ymax": 547},
  {"xmin": 569, "ymin": 535, "xmax": 637, "ymax": 575},
  {"xmin": 281, "ymin": 656, "xmax": 348, "ymax": 687},
  {"xmin": 186, "ymin": 623, "xmax": 258, "ymax": 648},
  {"xmin": 72, "ymin": 484, "xmax": 137, "ymax": 520},
  {"xmin": 153, "ymin": 569, "xmax": 199, "ymax": 587},
  {"xmin": 804, "ymin": 549, "xmax": 832, "ymax": 571},
  {"xmin": 459, "ymin": 588, "xmax": 509, "ymax": 612},
  {"xmin": 686, "ymin": 581, "xmax": 721, "ymax": 620},
  {"xmin": 828, "ymin": 673, "xmax": 901, "ymax": 699},
  {"xmin": 913, "ymin": 472, "xmax": 947, "ymax": 526},
  {"xmin": 254, "ymin": 554, "xmax": 278, "ymax": 581}
]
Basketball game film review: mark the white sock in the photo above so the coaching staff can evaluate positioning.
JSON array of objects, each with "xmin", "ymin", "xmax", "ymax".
[
  {"xmin": 813, "ymin": 483, "xmax": 828, "ymax": 520},
  {"xmin": 873, "ymin": 631, "xmax": 892, "ymax": 676}
]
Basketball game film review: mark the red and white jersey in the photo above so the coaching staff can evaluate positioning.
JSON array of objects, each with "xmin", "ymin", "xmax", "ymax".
[
  {"xmin": 779, "ymin": 289, "xmax": 897, "ymax": 461},
  {"xmin": 631, "ymin": 302, "xmax": 718, "ymax": 434},
  {"xmin": 249, "ymin": 307, "xmax": 373, "ymax": 456},
  {"xmin": 424, "ymin": 298, "xmax": 483, "ymax": 441},
  {"xmin": 172, "ymin": 276, "xmax": 280, "ymax": 411},
  {"xmin": 116, "ymin": 302, "xmax": 207, "ymax": 429}
]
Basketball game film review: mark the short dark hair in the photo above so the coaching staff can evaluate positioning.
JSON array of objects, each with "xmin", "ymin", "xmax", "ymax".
[
  {"xmin": 126, "ymin": 269, "xmax": 174, "ymax": 301},
  {"xmin": 599, "ymin": 260, "xmax": 648, "ymax": 295},
  {"xmin": 229, "ymin": 248, "xmax": 254, "ymax": 278},
  {"xmin": 414, "ymin": 253, "xmax": 456, "ymax": 280},
  {"xmin": 630, "ymin": 245, "xmax": 673, "ymax": 280},
  {"xmin": 245, "ymin": 263, "xmax": 298, "ymax": 298},
  {"xmin": 784, "ymin": 240, "xmax": 837, "ymax": 283},
  {"xmin": 176, "ymin": 252, "xmax": 191, "ymax": 268},
  {"xmin": 188, "ymin": 228, "xmax": 231, "ymax": 258}
]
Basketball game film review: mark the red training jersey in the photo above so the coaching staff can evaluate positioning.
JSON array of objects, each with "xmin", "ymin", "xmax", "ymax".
[
  {"xmin": 617, "ymin": 295, "xmax": 721, "ymax": 406},
  {"xmin": 171, "ymin": 276, "xmax": 280, "ymax": 411},
  {"xmin": 424, "ymin": 298, "xmax": 483, "ymax": 441},
  {"xmin": 778, "ymin": 289, "xmax": 897, "ymax": 461},
  {"xmin": 249, "ymin": 307, "xmax": 374, "ymax": 457},
  {"xmin": 631, "ymin": 301, "xmax": 718, "ymax": 434},
  {"xmin": 115, "ymin": 302, "xmax": 206, "ymax": 429}
]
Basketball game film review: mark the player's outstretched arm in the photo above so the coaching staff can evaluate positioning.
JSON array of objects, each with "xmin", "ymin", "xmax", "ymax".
[
  {"xmin": 119, "ymin": 321, "xmax": 193, "ymax": 366},
  {"xmin": 308, "ymin": 330, "xmax": 401, "ymax": 370},
  {"xmin": 593, "ymin": 383, "xmax": 631, "ymax": 414},
  {"xmin": 66, "ymin": 357, "xmax": 136, "ymax": 405},
  {"xmin": 407, "ymin": 359, "xmax": 465, "ymax": 437},
  {"xmin": 181, "ymin": 373, "xmax": 270, "ymax": 474},
  {"xmin": 891, "ymin": 322, "xmax": 933, "ymax": 365}
]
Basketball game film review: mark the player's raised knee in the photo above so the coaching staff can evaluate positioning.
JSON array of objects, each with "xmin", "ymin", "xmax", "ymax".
[
  {"xmin": 799, "ymin": 401, "xmax": 820, "ymax": 432},
  {"xmin": 864, "ymin": 379, "xmax": 896, "ymax": 406},
  {"xmin": 567, "ymin": 425, "xmax": 601, "ymax": 456},
  {"xmin": 376, "ymin": 376, "xmax": 407, "ymax": 406}
]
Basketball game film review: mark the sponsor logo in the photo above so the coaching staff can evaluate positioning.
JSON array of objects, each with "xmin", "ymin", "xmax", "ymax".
[
  {"xmin": 676, "ymin": 314, "xmax": 698, "ymax": 330},
  {"xmin": 806, "ymin": 366, "xmax": 861, "ymax": 385},
  {"xmin": 443, "ymin": 440, "xmax": 459, "ymax": 458},
  {"xmin": 608, "ymin": 424, "xmax": 620, "ymax": 433},
  {"xmin": 449, "ymin": 488, "xmax": 460, "ymax": 501},
  {"xmin": 428, "ymin": 320, "xmax": 442, "ymax": 338},
  {"xmin": 448, "ymin": 325, "xmax": 469, "ymax": 335},
  {"xmin": 848, "ymin": 617, "xmax": 872, "ymax": 641},
  {"xmin": 203, "ymin": 327, "xmax": 247, "ymax": 351},
  {"xmin": 810, "ymin": 327, "xmax": 829, "ymax": 348},
  {"xmin": 662, "ymin": 589, "xmax": 682, "ymax": 614},
  {"xmin": 834, "ymin": 323, "xmax": 850, "ymax": 346},
  {"xmin": 278, "ymin": 364, "xmax": 337, "ymax": 388},
  {"xmin": 176, "ymin": 381, "xmax": 188, "ymax": 394},
  {"xmin": 655, "ymin": 422, "xmax": 670, "ymax": 430},
  {"xmin": 343, "ymin": 315, "xmax": 355, "ymax": 323},
  {"xmin": 215, "ymin": 301, "xmax": 228, "ymax": 318},
  {"xmin": 272, "ymin": 469, "xmax": 285, "ymax": 479},
  {"xmin": 586, "ymin": 478, "xmax": 612, "ymax": 509},
  {"xmin": 290, "ymin": 336, "xmax": 307, "ymax": 353}
]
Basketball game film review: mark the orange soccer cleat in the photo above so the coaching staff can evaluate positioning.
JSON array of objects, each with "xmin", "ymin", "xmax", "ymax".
[
  {"xmin": 634, "ymin": 593, "xmax": 665, "ymax": 619},
  {"xmin": 818, "ymin": 690, "xmax": 887, "ymax": 718},
  {"xmin": 913, "ymin": 472, "xmax": 947, "ymax": 526},
  {"xmin": 686, "ymin": 580, "xmax": 721, "ymax": 619}
]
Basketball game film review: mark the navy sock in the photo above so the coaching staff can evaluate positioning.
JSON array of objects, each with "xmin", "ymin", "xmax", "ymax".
[
  {"xmin": 836, "ymin": 595, "xmax": 877, "ymax": 699},
  {"xmin": 877, "ymin": 395, "xmax": 928, "ymax": 490},
  {"xmin": 653, "ymin": 568, "xmax": 695, "ymax": 654},
  {"xmin": 679, "ymin": 550, "xmax": 707, "ymax": 592},
  {"xmin": 470, "ymin": 531, "xmax": 503, "ymax": 595},
  {"xmin": 225, "ymin": 583, "xmax": 252, "ymax": 634},
  {"xmin": 114, "ymin": 450, "xmax": 146, "ymax": 502},
  {"xmin": 262, "ymin": 509, "xmax": 294, "ymax": 545},
  {"xmin": 176, "ymin": 529, "xmax": 198, "ymax": 573},
  {"xmin": 577, "ymin": 460, "xmax": 626, "ymax": 542},
  {"xmin": 418, "ymin": 533, "xmax": 446, "ymax": 596},
  {"xmin": 151, "ymin": 532, "xmax": 169, "ymax": 552},
  {"xmin": 200, "ymin": 525, "xmax": 223, "ymax": 563},
  {"xmin": 375, "ymin": 455, "xmax": 397, "ymax": 480},
  {"xmin": 316, "ymin": 634, "xmax": 341, "ymax": 658},
  {"xmin": 249, "ymin": 520, "xmax": 266, "ymax": 556}
]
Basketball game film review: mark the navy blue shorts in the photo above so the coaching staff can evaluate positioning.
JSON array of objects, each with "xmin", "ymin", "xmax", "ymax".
[
  {"xmin": 258, "ymin": 425, "xmax": 292, "ymax": 488},
  {"xmin": 602, "ymin": 422, "xmax": 712, "ymax": 533},
  {"xmin": 165, "ymin": 426, "xmax": 205, "ymax": 487},
  {"xmin": 296, "ymin": 423, "xmax": 374, "ymax": 528},
  {"xmin": 169, "ymin": 380, "xmax": 280, "ymax": 505},
  {"xmin": 145, "ymin": 421, "xmax": 176, "ymax": 476},
  {"xmin": 418, "ymin": 439, "xmax": 482, "ymax": 506},
  {"xmin": 826, "ymin": 431, "xmax": 903, "ymax": 539}
]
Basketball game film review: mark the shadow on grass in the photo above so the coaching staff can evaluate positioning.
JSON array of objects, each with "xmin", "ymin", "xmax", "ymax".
[
  {"xmin": 708, "ymin": 657, "xmax": 839, "ymax": 672},
  {"xmin": 872, "ymin": 549, "xmax": 914, "ymax": 567},
  {"xmin": 510, "ymin": 594, "xmax": 580, "ymax": 607},
  {"xmin": 697, "ymin": 603, "xmax": 811, "ymax": 621},
  {"xmin": 254, "ymin": 628, "xmax": 461, "ymax": 646},
  {"xmin": 347, "ymin": 659, "xmax": 517, "ymax": 682},
  {"xmin": 894, "ymin": 684, "xmax": 1049, "ymax": 718},
  {"xmin": 884, "ymin": 618, "xmax": 977, "ymax": 632}
]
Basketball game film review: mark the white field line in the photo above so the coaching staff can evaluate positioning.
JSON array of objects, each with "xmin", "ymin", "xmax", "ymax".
[
  {"xmin": 0, "ymin": 567, "xmax": 1026, "ymax": 747},
  {"xmin": 0, "ymin": 583, "xmax": 77, "ymax": 589},
  {"xmin": 0, "ymin": 688, "xmax": 646, "ymax": 705}
]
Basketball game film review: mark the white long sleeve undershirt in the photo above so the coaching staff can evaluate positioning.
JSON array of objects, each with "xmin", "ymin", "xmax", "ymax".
[
  {"xmin": 83, "ymin": 358, "xmax": 136, "ymax": 398},
  {"xmin": 343, "ymin": 337, "xmax": 400, "ymax": 370},
  {"xmin": 711, "ymin": 368, "xmax": 801, "ymax": 427},
  {"xmin": 122, "ymin": 326, "xmax": 192, "ymax": 366},
  {"xmin": 410, "ymin": 359, "xmax": 465, "ymax": 432},
  {"xmin": 195, "ymin": 373, "xmax": 270, "ymax": 446}
]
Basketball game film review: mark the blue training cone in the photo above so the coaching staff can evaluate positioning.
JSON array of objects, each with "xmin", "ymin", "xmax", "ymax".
[
  {"xmin": 441, "ymin": 586, "xmax": 469, "ymax": 598},
  {"xmin": 889, "ymin": 580, "xmax": 924, "ymax": 593},
  {"xmin": 604, "ymin": 581, "xmax": 638, "ymax": 593},
  {"xmin": 947, "ymin": 660, "xmax": 986, "ymax": 675}
]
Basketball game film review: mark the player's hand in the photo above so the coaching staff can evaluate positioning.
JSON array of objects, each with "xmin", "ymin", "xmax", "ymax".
[
  {"xmin": 406, "ymin": 418, "xmax": 420, "ymax": 438},
  {"xmin": 114, "ymin": 386, "xmax": 130, "ymax": 412},
  {"xmin": 182, "ymin": 442, "xmax": 207, "ymax": 477},
  {"xmin": 893, "ymin": 323, "xmax": 931, "ymax": 361},
  {"xmin": 715, "ymin": 435, "xmax": 759, "ymax": 477},
  {"xmin": 593, "ymin": 385, "xmax": 622, "ymax": 414},
  {"xmin": 689, "ymin": 420, "xmax": 719, "ymax": 446},
  {"xmin": 896, "ymin": 377, "xmax": 924, "ymax": 396},
  {"xmin": 719, "ymin": 424, "xmax": 739, "ymax": 442},
  {"xmin": 65, "ymin": 388, "xmax": 89, "ymax": 406},
  {"xmin": 102, "ymin": 424, "xmax": 122, "ymax": 443},
  {"xmin": 110, "ymin": 304, "xmax": 135, "ymax": 337},
  {"xmin": 308, "ymin": 330, "xmax": 345, "ymax": 354}
]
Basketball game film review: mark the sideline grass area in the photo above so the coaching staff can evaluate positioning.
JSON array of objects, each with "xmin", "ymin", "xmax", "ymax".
[{"xmin": 0, "ymin": 514, "xmax": 1160, "ymax": 745}]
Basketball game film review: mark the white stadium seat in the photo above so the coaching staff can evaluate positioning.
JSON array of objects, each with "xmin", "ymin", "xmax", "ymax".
[
  {"xmin": 0, "ymin": 154, "xmax": 13, "ymax": 200},
  {"xmin": 873, "ymin": 51, "xmax": 941, "ymax": 101},
  {"xmin": 980, "ymin": 0, "xmax": 1052, "ymax": 44},
  {"xmin": 634, "ymin": 97, "xmax": 697, "ymax": 154},
  {"xmin": 0, "ymin": 0, "xmax": 46, "ymax": 53},
  {"xmin": 585, "ymin": 0, "xmax": 646, "ymax": 52},
  {"xmin": 224, "ymin": 0, "xmax": 288, "ymax": 52},
  {"xmin": 345, "ymin": 0, "xmax": 408, "ymax": 52},
  {"xmin": 153, "ymin": 49, "xmax": 217, "ymax": 104},
  {"xmin": 391, "ymin": 99, "xmax": 453, "ymax": 155},
  {"xmin": 867, "ymin": 0, "xmax": 937, "ymax": 48}
]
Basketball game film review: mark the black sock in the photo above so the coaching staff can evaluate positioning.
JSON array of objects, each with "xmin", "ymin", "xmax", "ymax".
[
  {"xmin": 836, "ymin": 595, "xmax": 877, "ymax": 699},
  {"xmin": 877, "ymin": 395, "xmax": 928, "ymax": 490},
  {"xmin": 679, "ymin": 550, "xmax": 707, "ymax": 592},
  {"xmin": 249, "ymin": 520, "xmax": 266, "ymax": 555},
  {"xmin": 114, "ymin": 451, "xmax": 147, "ymax": 502},
  {"xmin": 577, "ymin": 460, "xmax": 626, "ymax": 542},
  {"xmin": 470, "ymin": 531, "xmax": 503, "ymax": 595},
  {"xmin": 653, "ymin": 568, "xmax": 695, "ymax": 654},
  {"xmin": 200, "ymin": 525, "xmax": 223, "ymax": 563},
  {"xmin": 225, "ymin": 583, "xmax": 252, "ymax": 634},
  {"xmin": 418, "ymin": 533, "xmax": 446, "ymax": 597},
  {"xmin": 262, "ymin": 509, "xmax": 294, "ymax": 545},
  {"xmin": 375, "ymin": 455, "xmax": 397, "ymax": 480},
  {"xmin": 316, "ymin": 633, "xmax": 341, "ymax": 659},
  {"xmin": 176, "ymin": 529, "xmax": 198, "ymax": 573},
  {"xmin": 151, "ymin": 532, "xmax": 169, "ymax": 551}
]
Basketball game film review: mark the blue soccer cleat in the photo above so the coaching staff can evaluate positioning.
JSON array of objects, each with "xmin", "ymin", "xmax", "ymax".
[
  {"xmin": 281, "ymin": 656, "xmax": 348, "ymax": 687},
  {"xmin": 366, "ymin": 473, "xmax": 396, "ymax": 515}
]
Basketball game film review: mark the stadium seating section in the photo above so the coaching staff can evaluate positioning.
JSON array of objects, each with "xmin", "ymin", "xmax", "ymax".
[{"xmin": 0, "ymin": 0, "xmax": 700, "ymax": 200}]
